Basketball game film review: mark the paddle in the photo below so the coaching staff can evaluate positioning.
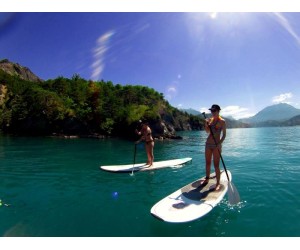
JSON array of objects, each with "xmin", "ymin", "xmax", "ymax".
[
  {"xmin": 130, "ymin": 143, "xmax": 137, "ymax": 176},
  {"xmin": 202, "ymin": 112, "xmax": 240, "ymax": 205}
]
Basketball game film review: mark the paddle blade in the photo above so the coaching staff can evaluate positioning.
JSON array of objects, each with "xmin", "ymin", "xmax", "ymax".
[{"xmin": 227, "ymin": 182, "xmax": 240, "ymax": 205}]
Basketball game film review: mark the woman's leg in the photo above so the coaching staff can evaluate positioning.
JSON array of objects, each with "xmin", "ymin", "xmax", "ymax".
[
  {"xmin": 145, "ymin": 143, "xmax": 150, "ymax": 165},
  {"xmin": 212, "ymin": 147, "xmax": 221, "ymax": 190},
  {"xmin": 148, "ymin": 142, "xmax": 154, "ymax": 165},
  {"xmin": 204, "ymin": 147, "xmax": 213, "ymax": 183},
  {"xmin": 146, "ymin": 142, "xmax": 154, "ymax": 166}
]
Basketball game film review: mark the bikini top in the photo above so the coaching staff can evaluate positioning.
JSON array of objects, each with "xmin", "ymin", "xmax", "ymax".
[
  {"xmin": 209, "ymin": 116, "xmax": 223, "ymax": 134},
  {"xmin": 141, "ymin": 127, "xmax": 152, "ymax": 138}
]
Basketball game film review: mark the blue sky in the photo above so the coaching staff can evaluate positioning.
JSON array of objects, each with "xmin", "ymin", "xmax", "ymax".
[{"xmin": 1, "ymin": 11, "xmax": 300, "ymax": 119}]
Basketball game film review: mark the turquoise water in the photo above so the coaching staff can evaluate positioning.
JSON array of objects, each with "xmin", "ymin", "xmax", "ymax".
[{"xmin": 0, "ymin": 127, "xmax": 300, "ymax": 237}]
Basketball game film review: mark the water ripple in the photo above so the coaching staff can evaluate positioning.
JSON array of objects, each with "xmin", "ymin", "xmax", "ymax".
[{"xmin": 1, "ymin": 128, "xmax": 300, "ymax": 236}]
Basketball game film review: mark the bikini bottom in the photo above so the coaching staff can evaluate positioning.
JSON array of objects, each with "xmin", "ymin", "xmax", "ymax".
[{"xmin": 205, "ymin": 142, "xmax": 221, "ymax": 149}]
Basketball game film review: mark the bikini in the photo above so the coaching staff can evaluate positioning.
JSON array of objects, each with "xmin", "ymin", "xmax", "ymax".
[
  {"xmin": 146, "ymin": 132, "xmax": 154, "ymax": 144},
  {"xmin": 206, "ymin": 116, "xmax": 223, "ymax": 149}
]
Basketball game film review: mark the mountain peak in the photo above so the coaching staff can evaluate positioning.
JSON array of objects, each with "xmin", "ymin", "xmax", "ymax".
[
  {"xmin": 241, "ymin": 103, "xmax": 300, "ymax": 123},
  {"xmin": 258, "ymin": 103, "xmax": 298, "ymax": 115},
  {"xmin": 266, "ymin": 102, "xmax": 294, "ymax": 109},
  {"xmin": 0, "ymin": 59, "xmax": 43, "ymax": 83}
]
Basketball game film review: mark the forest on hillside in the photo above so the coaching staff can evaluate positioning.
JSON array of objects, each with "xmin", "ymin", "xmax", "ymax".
[{"xmin": 0, "ymin": 69, "xmax": 203, "ymax": 138}]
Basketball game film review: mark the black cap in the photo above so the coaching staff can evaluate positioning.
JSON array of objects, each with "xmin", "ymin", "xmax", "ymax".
[{"xmin": 209, "ymin": 104, "xmax": 221, "ymax": 111}]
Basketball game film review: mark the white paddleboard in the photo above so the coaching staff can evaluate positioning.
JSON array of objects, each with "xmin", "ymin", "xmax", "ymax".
[
  {"xmin": 150, "ymin": 170, "xmax": 232, "ymax": 223},
  {"xmin": 100, "ymin": 157, "xmax": 192, "ymax": 173}
]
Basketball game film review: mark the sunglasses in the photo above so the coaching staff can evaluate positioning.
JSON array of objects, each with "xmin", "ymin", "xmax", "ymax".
[{"xmin": 210, "ymin": 109, "xmax": 217, "ymax": 113}]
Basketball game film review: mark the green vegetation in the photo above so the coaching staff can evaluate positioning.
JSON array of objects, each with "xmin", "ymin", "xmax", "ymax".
[{"xmin": 0, "ymin": 69, "xmax": 202, "ymax": 137}]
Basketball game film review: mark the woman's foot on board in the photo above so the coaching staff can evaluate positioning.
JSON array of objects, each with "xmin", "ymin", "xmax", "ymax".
[
  {"xmin": 200, "ymin": 177, "xmax": 209, "ymax": 186},
  {"xmin": 214, "ymin": 183, "xmax": 221, "ymax": 191},
  {"xmin": 146, "ymin": 161, "xmax": 153, "ymax": 167}
]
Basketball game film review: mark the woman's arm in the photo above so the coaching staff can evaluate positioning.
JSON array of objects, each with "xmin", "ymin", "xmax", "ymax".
[{"xmin": 204, "ymin": 118, "xmax": 210, "ymax": 133}]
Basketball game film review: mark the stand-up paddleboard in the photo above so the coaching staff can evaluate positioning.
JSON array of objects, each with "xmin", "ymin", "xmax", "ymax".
[
  {"xmin": 150, "ymin": 170, "xmax": 231, "ymax": 223},
  {"xmin": 100, "ymin": 157, "xmax": 192, "ymax": 173}
]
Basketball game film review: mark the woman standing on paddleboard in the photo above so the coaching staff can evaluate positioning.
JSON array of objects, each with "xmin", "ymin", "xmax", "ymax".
[
  {"xmin": 135, "ymin": 120, "xmax": 154, "ymax": 166},
  {"xmin": 203, "ymin": 104, "xmax": 226, "ymax": 191}
]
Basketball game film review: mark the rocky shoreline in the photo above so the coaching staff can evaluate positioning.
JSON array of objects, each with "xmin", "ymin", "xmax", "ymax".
[{"xmin": 50, "ymin": 132, "xmax": 184, "ymax": 140}]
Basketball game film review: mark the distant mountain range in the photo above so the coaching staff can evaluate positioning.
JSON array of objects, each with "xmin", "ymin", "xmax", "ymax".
[
  {"xmin": 180, "ymin": 108, "xmax": 201, "ymax": 116},
  {"xmin": 181, "ymin": 103, "xmax": 300, "ymax": 128},
  {"xmin": 239, "ymin": 103, "xmax": 300, "ymax": 124},
  {"xmin": 180, "ymin": 108, "xmax": 250, "ymax": 128}
]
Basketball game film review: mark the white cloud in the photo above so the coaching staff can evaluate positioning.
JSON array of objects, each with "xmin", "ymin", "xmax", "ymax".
[
  {"xmin": 222, "ymin": 106, "xmax": 253, "ymax": 119},
  {"xmin": 91, "ymin": 30, "xmax": 115, "ymax": 80},
  {"xmin": 167, "ymin": 87, "xmax": 177, "ymax": 93},
  {"xmin": 272, "ymin": 92, "xmax": 293, "ymax": 104},
  {"xmin": 200, "ymin": 107, "xmax": 210, "ymax": 114},
  {"xmin": 165, "ymin": 86, "xmax": 177, "ymax": 101}
]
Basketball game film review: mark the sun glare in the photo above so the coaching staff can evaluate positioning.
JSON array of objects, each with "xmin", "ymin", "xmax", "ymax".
[
  {"xmin": 185, "ymin": 12, "xmax": 260, "ymax": 44},
  {"xmin": 210, "ymin": 12, "xmax": 217, "ymax": 19},
  {"xmin": 187, "ymin": 12, "xmax": 253, "ymax": 30}
]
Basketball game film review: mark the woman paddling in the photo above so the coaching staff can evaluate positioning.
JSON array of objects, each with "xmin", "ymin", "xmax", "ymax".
[
  {"xmin": 135, "ymin": 120, "xmax": 155, "ymax": 166},
  {"xmin": 202, "ymin": 104, "xmax": 226, "ymax": 191}
]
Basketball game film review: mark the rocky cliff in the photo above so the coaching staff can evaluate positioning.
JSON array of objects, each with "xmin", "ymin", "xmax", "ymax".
[{"xmin": 0, "ymin": 59, "xmax": 43, "ymax": 83}]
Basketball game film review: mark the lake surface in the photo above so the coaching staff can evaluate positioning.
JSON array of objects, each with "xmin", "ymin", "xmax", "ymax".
[{"xmin": 1, "ymin": 127, "xmax": 300, "ymax": 237}]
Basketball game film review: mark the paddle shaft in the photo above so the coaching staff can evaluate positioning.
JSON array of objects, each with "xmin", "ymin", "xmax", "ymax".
[
  {"xmin": 130, "ymin": 143, "xmax": 137, "ymax": 175},
  {"xmin": 202, "ymin": 113, "xmax": 230, "ymax": 182},
  {"xmin": 133, "ymin": 143, "xmax": 137, "ymax": 165}
]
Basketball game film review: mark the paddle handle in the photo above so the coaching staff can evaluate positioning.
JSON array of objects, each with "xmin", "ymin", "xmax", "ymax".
[{"xmin": 202, "ymin": 112, "xmax": 230, "ymax": 182}]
